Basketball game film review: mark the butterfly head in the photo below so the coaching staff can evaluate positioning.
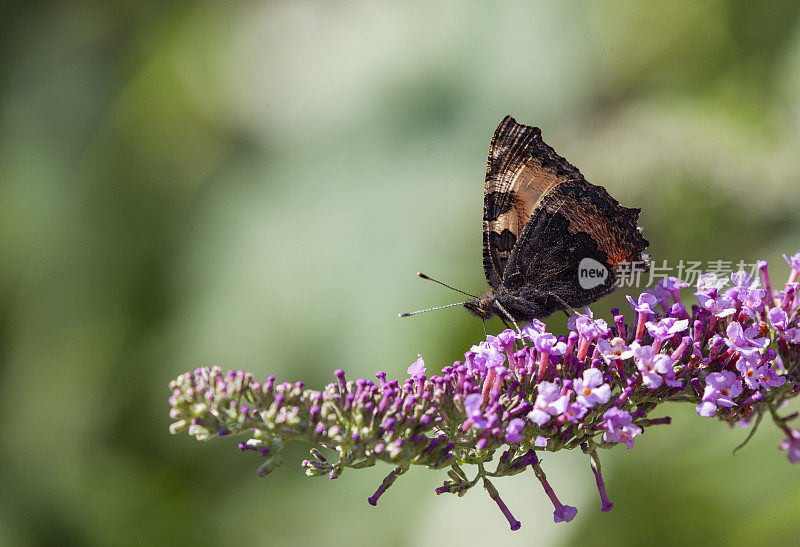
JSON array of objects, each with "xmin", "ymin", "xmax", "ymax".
[{"xmin": 463, "ymin": 294, "xmax": 496, "ymax": 319}]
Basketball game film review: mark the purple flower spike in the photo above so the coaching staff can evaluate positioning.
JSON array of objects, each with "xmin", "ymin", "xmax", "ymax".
[
  {"xmin": 787, "ymin": 329, "xmax": 800, "ymax": 344},
  {"xmin": 334, "ymin": 369, "xmax": 347, "ymax": 395},
  {"xmin": 783, "ymin": 284, "xmax": 797, "ymax": 312},
  {"xmin": 567, "ymin": 307, "xmax": 591, "ymax": 329},
  {"xmin": 434, "ymin": 483, "xmax": 452, "ymax": 495},
  {"xmin": 670, "ymin": 336, "xmax": 693, "ymax": 361},
  {"xmin": 574, "ymin": 315, "xmax": 611, "ymax": 343},
  {"xmin": 736, "ymin": 288, "xmax": 766, "ymax": 320},
  {"xmin": 740, "ymin": 391, "xmax": 765, "ymax": 408},
  {"xmin": 564, "ymin": 331, "xmax": 579, "ymax": 359},
  {"xmin": 779, "ymin": 430, "xmax": 800, "ymax": 464},
  {"xmin": 731, "ymin": 270, "xmax": 757, "ymax": 289},
  {"xmin": 470, "ymin": 341, "xmax": 506, "ymax": 371},
  {"xmin": 613, "ymin": 313, "xmax": 628, "ymax": 340},
  {"xmin": 567, "ymin": 308, "xmax": 610, "ymax": 360},
  {"xmin": 646, "ymin": 317, "xmax": 690, "ymax": 350},
  {"xmin": 784, "ymin": 252, "xmax": 800, "ymax": 270},
  {"xmin": 669, "ymin": 302, "xmax": 689, "ymax": 321},
  {"xmin": 489, "ymin": 329, "xmax": 518, "ymax": 368},
  {"xmin": 168, "ymin": 251, "xmax": 800, "ymax": 529},
  {"xmin": 407, "ymin": 354, "xmax": 426, "ymax": 378},
  {"xmin": 533, "ymin": 332, "xmax": 567, "ymax": 381},
  {"xmin": 495, "ymin": 328, "xmax": 518, "ymax": 347}
]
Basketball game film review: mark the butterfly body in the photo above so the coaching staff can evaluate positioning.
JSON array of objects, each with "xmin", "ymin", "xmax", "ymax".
[
  {"xmin": 465, "ymin": 116, "xmax": 649, "ymax": 323},
  {"xmin": 464, "ymin": 287, "xmax": 565, "ymax": 322}
]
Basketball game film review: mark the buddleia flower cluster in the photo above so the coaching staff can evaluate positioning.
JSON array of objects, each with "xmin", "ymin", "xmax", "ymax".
[{"xmin": 168, "ymin": 253, "xmax": 800, "ymax": 531}]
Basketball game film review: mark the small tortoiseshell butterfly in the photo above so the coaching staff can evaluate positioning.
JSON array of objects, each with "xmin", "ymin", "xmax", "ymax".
[{"xmin": 459, "ymin": 115, "xmax": 649, "ymax": 325}]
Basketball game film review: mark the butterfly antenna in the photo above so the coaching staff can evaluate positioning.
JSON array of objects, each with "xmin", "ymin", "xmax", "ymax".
[
  {"xmin": 417, "ymin": 272, "xmax": 479, "ymax": 299},
  {"xmin": 399, "ymin": 301, "xmax": 468, "ymax": 318}
]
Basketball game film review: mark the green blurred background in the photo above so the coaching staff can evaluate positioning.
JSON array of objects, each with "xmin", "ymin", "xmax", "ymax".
[{"xmin": 2, "ymin": 2, "xmax": 800, "ymax": 546}]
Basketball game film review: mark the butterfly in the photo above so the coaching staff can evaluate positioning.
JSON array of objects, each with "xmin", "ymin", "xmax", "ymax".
[{"xmin": 460, "ymin": 115, "xmax": 649, "ymax": 326}]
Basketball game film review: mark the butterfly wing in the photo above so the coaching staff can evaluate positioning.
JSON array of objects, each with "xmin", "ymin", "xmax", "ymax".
[
  {"xmin": 482, "ymin": 115, "xmax": 583, "ymax": 290},
  {"xmin": 499, "ymin": 140, "xmax": 649, "ymax": 316}
]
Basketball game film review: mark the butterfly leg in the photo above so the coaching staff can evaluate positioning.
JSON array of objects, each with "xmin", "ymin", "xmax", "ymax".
[
  {"xmin": 543, "ymin": 292, "xmax": 579, "ymax": 318},
  {"xmin": 542, "ymin": 292, "xmax": 609, "ymax": 338},
  {"xmin": 493, "ymin": 300, "xmax": 521, "ymax": 334}
]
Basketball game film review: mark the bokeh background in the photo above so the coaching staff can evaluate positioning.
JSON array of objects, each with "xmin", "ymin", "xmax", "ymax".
[{"xmin": 2, "ymin": 2, "xmax": 800, "ymax": 546}]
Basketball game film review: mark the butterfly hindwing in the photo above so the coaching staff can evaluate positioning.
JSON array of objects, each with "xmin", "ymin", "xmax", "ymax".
[{"xmin": 501, "ymin": 178, "xmax": 648, "ymax": 316}]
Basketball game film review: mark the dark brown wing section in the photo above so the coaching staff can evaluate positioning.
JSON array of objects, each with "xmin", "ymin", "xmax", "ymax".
[
  {"xmin": 501, "ymin": 178, "xmax": 649, "ymax": 311},
  {"xmin": 482, "ymin": 115, "xmax": 583, "ymax": 289}
]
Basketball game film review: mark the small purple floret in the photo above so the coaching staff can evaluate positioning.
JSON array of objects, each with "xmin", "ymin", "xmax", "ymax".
[
  {"xmin": 504, "ymin": 418, "xmax": 525, "ymax": 443},
  {"xmin": 527, "ymin": 381, "xmax": 568, "ymax": 426},
  {"xmin": 553, "ymin": 504, "xmax": 578, "ymax": 523},
  {"xmin": 407, "ymin": 354, "xmax": 426, "ymax": 378},
  {"xmin": 601, "ymin": 407, "xmax": 642, "ymax": 449},
  {"xmin": 464, "ymin": 393, "xmax": 488, "ymax": 429},
  {"xmin": 779, "ymin": 430, "xmax": 800, "ymax": 464},
  {"xmin": 574, "ymin": 368, "xmax": 611, "ymax": 408},
  {"xmin": 696, "ymin": 371, "xmax": 742, "ymax": 417}
]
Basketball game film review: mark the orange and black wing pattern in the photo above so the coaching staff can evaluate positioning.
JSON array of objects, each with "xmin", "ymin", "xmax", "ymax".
[{"xmin": 482, "ymin": 115, "xmax": 583, "ymax": 289}]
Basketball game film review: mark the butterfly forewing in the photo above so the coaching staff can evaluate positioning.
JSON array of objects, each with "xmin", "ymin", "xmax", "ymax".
[
  {"xmin": 479, "ymin": 115, "xmax": 649, "ymax": 320},
  {"xmin": 482, "ymin": 115, "xmax": 584, "ymax": 291}
]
